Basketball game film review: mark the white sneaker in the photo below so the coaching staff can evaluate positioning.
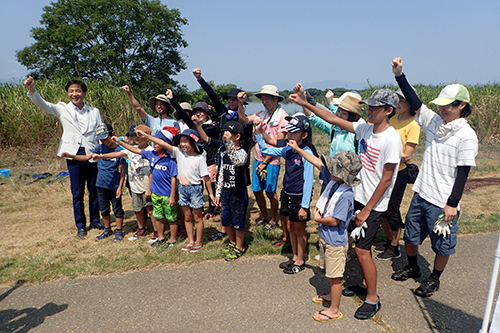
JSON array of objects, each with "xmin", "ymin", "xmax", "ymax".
[{"xmin": 147, "ymin": 231, "xmax": 158, "ymax": 244}]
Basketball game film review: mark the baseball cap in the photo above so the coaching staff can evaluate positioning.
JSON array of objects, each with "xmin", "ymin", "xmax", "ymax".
[
  {"xmin": 359, "ymin": 89, "xmax": 399, "ymax": 109},
  {"xmin": 430, "ymin": 84, "xmax": 470, "ymax": 106},
  {"xmin": 95, "ymin": 123, "xmax": 113, "ymax": 140},
  {"xmin": 220, "ymin": 121, "xmax": 244, "ymax": 134},
  {"xmin": 284, "ymin": 114, "xmax": 311, "ymax": 133}
]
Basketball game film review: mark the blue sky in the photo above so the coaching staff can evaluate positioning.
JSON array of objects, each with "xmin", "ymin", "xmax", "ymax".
[{"xmin": 1, "ymin": 0, "xmax": 499, "ymax": 91}]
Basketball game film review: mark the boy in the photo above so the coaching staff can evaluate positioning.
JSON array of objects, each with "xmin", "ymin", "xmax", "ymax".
[
  {"xmin": 288, "ymin": 143, "xmax": 362, "ymax": 322},
  {"xmin": 115, "ymin": 128, "xmax": 179, "ymax": 248},
  {"xmin": 290, "ymin": 89, "xmax": 402, "ymax": 319},
  {"xmin": 192, "ymin": 118, "xmax": 249, "ymax": 260},
  {"xmin": 62, "ymin": 123, "xmax": 127, "ymax": 242},
  {"xmin": 93, "ymin": 124, "xmax": 153, "ymax": 241}
]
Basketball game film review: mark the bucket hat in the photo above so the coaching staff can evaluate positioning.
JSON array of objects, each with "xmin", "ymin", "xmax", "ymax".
[{"xmin": 321, "ymin": 150, "xmax": 362, "ymax": 187}]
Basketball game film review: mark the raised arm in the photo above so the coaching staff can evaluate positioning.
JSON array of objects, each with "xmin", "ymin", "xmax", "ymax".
[
  {"xmin": 392, "ymin": 57, "xmax": 422, "ymax": 116},
  {"xmin": 121, "ymin": 85, "xmax": 147, "ymax": 122},
  {"xmin": 287, "ymin": 140, "xmax": 323, "ymax": 171},
  {"xmin": 166, "ymin": 89, "xmax": 194, "ymax": 128},
  {"xmin": 237, "ymin": 91, "xmax": 256, "ymax": 125},
  {"xmin": 23, "ymin": 76, "xmax": 36, "ymax": 95},
  {"xmin": 289, "ymin": 94, "xmax": 355, "ymax": 133},
  {"xmin": 111, "ymin": 136, "xmax": 141, "ymax": 155},
  {"xmin": 193, "ymin": 68, "xmax": 227, "ymax": 118},
  {"xmin": 136, "ymin": 129, "xmax": 173, "ymax": 153}
]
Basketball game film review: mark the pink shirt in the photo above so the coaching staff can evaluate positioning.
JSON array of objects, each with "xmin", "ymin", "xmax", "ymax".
[{"xmin": 254, "ymin": 106, "xmax": 288, "ymax": 165}]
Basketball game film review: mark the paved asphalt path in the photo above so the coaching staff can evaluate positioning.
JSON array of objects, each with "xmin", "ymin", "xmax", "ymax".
[{"xmin": 0, "ymin": 232, "xmax": 499, "ymax": 332}]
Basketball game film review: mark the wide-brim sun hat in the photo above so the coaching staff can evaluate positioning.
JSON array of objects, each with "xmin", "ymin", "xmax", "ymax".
[
  {"xmin": 149, "ymin": 94, "xmax": 171, "ymax": 111},
  {"xmin": 179, "ymin": 102, "xmax": 192, "ymax": 112},
  {"xmin": 255, "ymin": 85, "xmax": 284, "ymax": 102},
  {"xmin": 333, "ymin": 91, "xmax": 362, "ymax": 106},
  {"xmin": 359, "ymin": 89, "xmax": 399, "ymax": 109},
  {"xmin": 337, "ymin": 96, "xmax": 362, "ymax": 118},
  {"xmin": 321, "ymin": 150, "xmax": 362, "ymax": 187},
  {"xmin": 430, "ymin": 84, "xmax": 470, "ymax": 106},
  {"xmin": 174, "ymin": 129, "xmax": 204, "ymax": 154},
  {"xmin": 395, "ymin": 86, "xmax": 418, "ymax": 101}
]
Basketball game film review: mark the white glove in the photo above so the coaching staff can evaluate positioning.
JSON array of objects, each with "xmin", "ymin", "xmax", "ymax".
[
  {"xmin": 433, "ymin": 214, "xmax": 452, "ymax": 237},
  {"xmin": 351, "ymin": 222, "xmax": 368, "ymax": 240}
]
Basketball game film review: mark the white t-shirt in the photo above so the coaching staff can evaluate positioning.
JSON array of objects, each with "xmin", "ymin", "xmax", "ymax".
[
  {"xmin": 171, "ymin": 147, "xmax": 209, "ymax": 186},
  {"xmin": 122, "ymin": 147, "xmax": 153, "ymax": 194},
  {"xmin": 412, "ymin": 105, "xmax": 478, "ymax": 209},
  {"xmin": 353, "ymin": 122, "xmax": 402, "ymax": 212}
]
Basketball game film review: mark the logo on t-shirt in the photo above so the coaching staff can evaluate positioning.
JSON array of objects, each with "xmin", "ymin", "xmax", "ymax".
[
  {"xmin": 293, "ymin": 158, "xmax": 302, "ymax": 166},
  {"xmin": 359, "ymin": 139, "xmax": 379, "ymax": 172}
]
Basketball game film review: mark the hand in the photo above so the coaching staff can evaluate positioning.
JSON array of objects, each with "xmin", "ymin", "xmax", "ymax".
[
  {"xmin": 121, "ymin": 85, "xmax": 131, "ymax": 94},
  {"xmin": 91, "ymin": 153, "xmax": 101, "ymax": 160},
  {"xmin": 293, "ymin": 82, "xmax": 306, "ymax": 100},
  {"xmin": 237, "ymin": 91, "xmax": 247, "ymax": 105},
  {"xmin": 433, "ymin": 213, "xmax": 453, "ymax": 237},
  {"xmin": 61, "ymin": 152, "xmax": 71, "ymax": 158},
  {"xmin": 442, "ymin": 205, "xmax": 457, "ymax": 222},
  {"xmin": 193, "ymin": 68, "xmax": 202, "ymax": 80},
  {"xmin": 289, "ymin": 93, "xmax": 307, "ymax": 106},
  {"xmin": 254, "ymin": 117, "xmax": 263, "ymax": 134},
  {"xmin": 168, "ymin": 196, "xmax": 175, "ymax": 207},
  {"xmin": 287, "ymin": 139, "xmax": 299, "ymax": 151},
  {"xmin": 257, "ymin": 162, "xmax": 267, "ymax": 173},
  {"xmin": 214, "ymin": 197, "xmax": 220, "ymax": 207},
  {"xmin": 209, "ymin": 194, "xmax": 216, "ymax": 206},
  {"xmin": 135, "ymin": 129, "xmax": 146, "ymax": 138},
  {"xmin": 145, "ymin": 189, "xmax": 151, "ymax": 199},
  {"xmin": 23, "ymin": 76, "xmax": 35, "ymax": 89},
  {"xmin": 111, "ymin": 136, "xmax": 121, "ymax": 144},
  {"xmin": 313, "ymin": 207, "xmax": 322, "ymax": 221},
  {"xmin": 165, "ymin": 88, "xmax": 173, "ymax": 99},
  {"xmin": 191, "ymin": 114, "xmax": 201, "ymax": 126},
  {"xmin": 325, "ymin": 90, "xmax": 334, "ymax": 105},
  {"xmin": 298, "ymin": 207, "xmax": 307, "ymax": 221},
  {"xmin": 355, "ymin": 208, "xmax": 370, "ymax": 227},
  {"xmin": 116, "ymin": 187, "xmax": 122, "ymax": 199},
  {"xmin": 222, "ymin": 130, "xmax": 232, "ymax": 142},
  {"xmin": 392, "ymin": 57, "xmax": 403, "ymax": 76}
]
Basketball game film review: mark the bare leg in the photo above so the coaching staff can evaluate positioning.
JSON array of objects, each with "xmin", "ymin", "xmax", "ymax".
[
  {"xmin": 254, "ymin": 190, "xmax": 270, "ymax": 220},
  {"xmin": 182, "ymin": 206, "xmax": 194, "ymax": 244},
  {"xmin": 405, "ymin": 243, "xmax": 419, "ymax": 257},
  {"xmin": 115, "ymin": 217, "xmax": 123, "ymax": 230},
  {"xmin": 287, "ymin": 220, "xmax": 298, "ymax": 262},
  {"xmin": 156, "ymin": 218, "xmax": 166, "ymax": 241},
  {"xmin": 355, "ymin": 247, "xmax": 378, "ymax": 303},
  {"xmin": 266, "ymin": 191, "xmax": 279, "ymax": 225},
  {"xmin": 313, "ymin": 277, "xmax": 342, "ymax": 320},
  {"xmin": 168, "ymin": 220, "xmax": 178, "ymax": 242},
  {"xmin": 293, "ymin": 222, "xmax": 307, "ymax": 266},
  {"xmin": 434, "ymin": 254, "xmax": 450, "ymax": 271},
  {"xmin": 235, "ymin": 230, "xmax": 245, "ymax": 250},
  {"xmin": 192, "ymin": 207, "xmax": 204, "ymax": 245},
  {"xmin": 102, "ymin": 215, "xmax": 111, "ymax": 228},
  {"xmin": 135, "ymin": 211, "xmax": 147, "ymax": 229},
  {"xmin": 281, "ymin": 215, "xmax": 290, "ymax": 241}
]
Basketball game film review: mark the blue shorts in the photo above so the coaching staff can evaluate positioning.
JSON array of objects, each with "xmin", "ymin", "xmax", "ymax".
[
  {"xmin": 220, "ymin": 187, "xmax": 248, "ymax": 231},
  {"xmin": 251, "ymin": 160, "xmax": 280, "ymax": 193},
  {"xmin": 403, "ymin": 193, "xmax": 459, "ymax": 256},
  {"xmin": 178, "ymin": 183, "xmax": 205, "ymax": 209}
]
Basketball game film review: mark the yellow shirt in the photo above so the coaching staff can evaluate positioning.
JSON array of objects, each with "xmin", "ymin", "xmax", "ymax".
[{"xmin": 389, "ymin": 115, "xmax": 421, "ymax": 171}]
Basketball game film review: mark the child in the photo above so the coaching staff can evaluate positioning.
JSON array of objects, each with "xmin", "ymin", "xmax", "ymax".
[
  {"xmin": 289, "ymin": 144, "xmax": 362, "ymax": 322},
  {"xmin": 254, "ymin": 114, "xmax": 314, "ymax": 274},
  {"xmin": 390, "ymin": 57, "xmax": 478, "ymax": 297},
  {"xmin": 290, "ymin": 89, "xmax": 402, "ymax": 319},
  {"xmin": 62, "ymin": 123, "xmax": 126, "ymax": 242},
  {"xmin": 92, "ymin": 124, "xmax": 154, "ymax": 241},
  {"xmin": 193, "ymin": 118, "xmax": 249, "ymax": 260},
  {"xmin": 136, "ymin": 128, "xmax": 215, "ymax": 253},
  {"xmin": 116, "ymin": 127, "xmax": 178, "ymax": 248}
]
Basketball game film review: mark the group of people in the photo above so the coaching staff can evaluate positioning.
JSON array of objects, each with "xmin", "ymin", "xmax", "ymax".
[{"xmin": 24, "ymin": 57, "xmax": 478, "ymax": 322}]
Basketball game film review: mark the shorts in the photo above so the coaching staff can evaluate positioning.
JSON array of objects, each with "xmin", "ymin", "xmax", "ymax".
[
  {"xmin": 320, "ymin": 238, "xmax": 348, "ymax": 279},
  {"xmin": 251, "ymin": 160, "xmax": 280, "ymax": 193},
  {"xmin": 347, "ymin": 201, "xmax": 385, "ymax": 250},
  {"xmin": 220, "ymin": 187, "xmax": 248, "ymax": 231},
  {"xmin": 279, "ymin": 190, "xmax": 310, "ymax": 222},
  {"xmin": 178, "ymin": 183, "xmax": 205, "ymax": 209},
  {"xmin": 384, "ymin": 168, "xmax": 409, "ymax": 230},
  {"xmin": 131, "ymin": 192, "xmax": 147, "ymax": 212},
  {"xmin": 403, "ymin": 193, "xmax": 459, "ymax": 256},
  {"xmin": 151, "ymin": 192, "xmax": 178, "ymax": 222},
  {"xmin": 97, "ymin": 187, "xmax": 124, "ymax": 218}
]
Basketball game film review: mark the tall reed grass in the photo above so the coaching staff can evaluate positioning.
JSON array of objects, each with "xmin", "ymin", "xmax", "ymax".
[{"xmin": 1, "ymin": 80, "xmax": 499, "ymax": 149}]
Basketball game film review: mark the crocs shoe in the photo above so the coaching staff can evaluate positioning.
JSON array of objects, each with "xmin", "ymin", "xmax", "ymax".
[
  {"xmin": 224, "ymin": 247, "xmax": 243, "ymax": 261},
  {"xmin": 354, "ymin": 297, "xmax": 381, "ymax": 320},
  {"xmin": 221, "ymin": 242, "xmax": 235, "ymax": 255},
  {"xmin": 283, "ymin": 263, "xmax": 305, "ymax": 274}
]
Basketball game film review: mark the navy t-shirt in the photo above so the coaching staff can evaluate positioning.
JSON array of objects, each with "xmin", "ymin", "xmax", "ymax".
[{"xmin": 93, "ymin": 144, "xmax": 126, "ymax": 191}]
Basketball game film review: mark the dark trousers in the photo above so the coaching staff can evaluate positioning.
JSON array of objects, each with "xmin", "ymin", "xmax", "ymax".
[{"xmin": 67, "ymin": 147, "xmax": 99, "ymax": 229}]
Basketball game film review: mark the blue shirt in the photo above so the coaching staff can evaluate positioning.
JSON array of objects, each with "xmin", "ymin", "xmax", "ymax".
[
  {"xmin": 92, "ymin": 144, "xmax": 125, "ymax": 191},
  {"xmin": 143, "ymin": 114, "xmax": 179, "ymax": 135},
  {"xmin": 318, "ymin": 181, "xmax": 354, "ymax": 247},
  {"xmin": 141, "ymin": 149, "xmax": 178, "ymax": 197}
]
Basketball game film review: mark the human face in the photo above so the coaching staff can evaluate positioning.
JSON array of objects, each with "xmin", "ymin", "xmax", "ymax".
[
  {"xmin": 260, "ymin": 95, "xmax": 278, "ymax": 112},
  {"xmin": 223, "ymin": 130, "xmax": 240, "ymax": 144},
  {"xmin": 367, "ymin": 105, "xmax": 390, "ymax": 125},
  {"xmin": 153, "ymin": 142, "xmax": 165, "ymax": 154},
  {"xmin": 396, "ymin": 98, "xmax": 411, "ymax": 116},
  {"xmin": 155, "ymin": 100, "xmax": 169, "ymax": 116},
  {"xmin": 331, "ymin": 174, "xmax": 342, "ymax": 183},
  {"xmin": 179, "ymin": 136, "xmax": 194, "ymax": 153},
  {"xmin": 286, "ymin": 129, "xmax": 306, "ymax": 144},
  {"xmin": 439, "ymin": 102, "xmax": 465, "ymax": 124},
  {"xmin": 100, "ymin": 135, "xmax": 116, "ymax": 148},
  {"xmin": 67, "ymin": 84, "xmax": 86, "ymax": 109},
  {"xmin": 336, "ymin": 109, "xmax": 350, "ymax": 121},
  {"xmin": 194, "ymin": 110, "xmax": 209, "ymax": 123},
  {"xmin": 227, "ymin": 97, "xmax": 239, "ymax": 111}
]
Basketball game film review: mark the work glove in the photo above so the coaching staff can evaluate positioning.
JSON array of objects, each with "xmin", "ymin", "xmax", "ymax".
[
  {"xmin": 433, "ymin": 214, "xmax": 452, "ymax": 237},
  {"xmin": 351, "ymin": 222, "xmax": 368, "ymax": 240},
  {"xmin": 257, "ymin": 169, "xmax": 267, "ymax": 182}
]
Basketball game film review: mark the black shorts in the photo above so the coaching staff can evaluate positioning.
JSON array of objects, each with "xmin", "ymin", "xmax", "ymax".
[
  {"xmin": 280, "ymin": 190, "xmax": 310, "ymax": 222},
  {"xmin": 384, "ymin": 168, "xmax": 409, "ymax": 231},
  {"xmin": 97, "ymin": 186, "xmax": 124, "ymax": 218},
  {"xmin": 348, "ymin": 201, "xmax": 384, "ymax": 250}
]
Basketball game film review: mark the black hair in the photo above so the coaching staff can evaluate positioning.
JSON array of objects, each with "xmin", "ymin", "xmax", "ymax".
[
  {"xmin": 65, "ymin": 79, "xmax": 87, "ymax": 92},
  {"xmin": 451, "ymin": 100, "xmax": 473, "ymax": 118},
  {"xmin": 384, "ymin": 105, "xmax": 396, "ymax": 118}
]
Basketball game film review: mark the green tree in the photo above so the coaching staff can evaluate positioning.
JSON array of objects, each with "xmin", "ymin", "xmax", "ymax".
[{"xmin": 16, "ymin": 0, "xmax": 188, "ymax": 97}]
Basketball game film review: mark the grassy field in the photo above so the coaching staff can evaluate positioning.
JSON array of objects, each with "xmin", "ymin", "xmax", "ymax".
[{"xmin": 0, "ymin": 124, "xmax": 499, "ymax": 286}]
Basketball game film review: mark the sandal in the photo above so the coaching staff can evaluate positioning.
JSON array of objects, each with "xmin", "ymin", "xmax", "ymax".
[
  {"xmin": 256, "ymin": 218, "xmax": 271, "ymax": 225},
  {"xmin": 182, "ymin": 243, "xmax": 195, "ymax": 251},
  {"xmin": 312, "ymin": 310, "xmax": 343, "ymax": 322},
  {"xmin": 189, "ymin": 243, "xmax": 203, "ymax": 253},
  {"xmin": 283, "ymin": 263, "xmax": 306, "ymax": 274},
  {"xmin": 312, "ymin": 294, "xmax": 331, "ymax": 304},
  {"xmin": 342, "ymin": 284, "xmax": 368, "ymax": 297},
  {"xmin": 272, "ymin": 238, "xmax": 287, "ymax": 247}
]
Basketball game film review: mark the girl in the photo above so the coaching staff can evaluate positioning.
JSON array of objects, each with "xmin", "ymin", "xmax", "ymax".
[
  {"xmin": 375, "ymin": 87, "xmax": 421, "ymax": 260},
  {"xmin": 137, "ymin": 128, "xmax": 215, "ymax": 253},
  {"xmin": 255, "ymin": 114, "xmax": 314, "ymax": 274}
]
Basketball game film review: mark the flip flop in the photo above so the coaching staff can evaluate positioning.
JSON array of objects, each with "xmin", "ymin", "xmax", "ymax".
[
  {"xmin": 312, "ymin": 294, "xmax": 332, "ymax": 304},
  {"xmin": 312, "ymin": 310, "xmax": 343, "ymax": 322},
  {"xmin": 272, "ymin": 238, "xmax": 287, "ymax": 247}
]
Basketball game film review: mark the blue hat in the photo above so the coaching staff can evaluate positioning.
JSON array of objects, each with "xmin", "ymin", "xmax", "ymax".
[
  {"xmin": 284, "ymin": 114, "xmax": 310, "ymax": 133},
  {"xmin": 174, "ymin": 129, "xmax": 203, "ymax": 154},
  {"xmin": 154, "ymin": 128, "xmax": 174, "ymax": 144}
]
